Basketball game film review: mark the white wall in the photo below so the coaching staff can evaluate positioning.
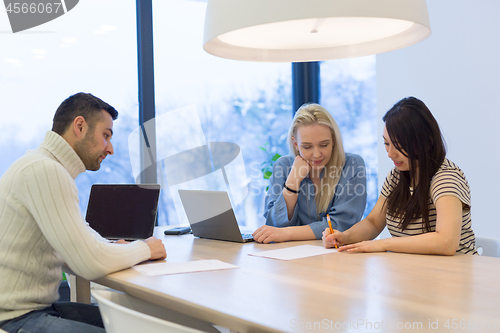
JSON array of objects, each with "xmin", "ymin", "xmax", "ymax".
[{"xmin": 377, "ymin": 0, "xmax": 500, "ymax": 240}]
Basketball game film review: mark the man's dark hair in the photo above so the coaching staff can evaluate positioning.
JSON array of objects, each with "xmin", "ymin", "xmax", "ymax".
[{"xmin": 52, "ymin": 92, "xmax": 118, "ymax": 135}]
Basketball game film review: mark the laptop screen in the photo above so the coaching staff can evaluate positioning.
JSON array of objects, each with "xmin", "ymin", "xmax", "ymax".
[{"xmin": 85, "ymin": 184, "xmax": 160, "ymax": 240}]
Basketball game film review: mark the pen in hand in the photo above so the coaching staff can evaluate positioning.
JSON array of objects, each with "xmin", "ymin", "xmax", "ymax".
[{"xmin": 327, "ymin": 214, "xmax": 338, "ymax": 249}]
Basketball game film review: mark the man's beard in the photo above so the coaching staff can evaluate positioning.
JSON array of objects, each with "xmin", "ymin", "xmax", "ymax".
[{"xmin": 74, "ymin": 130, "xmax": 104, "ymax": 171}]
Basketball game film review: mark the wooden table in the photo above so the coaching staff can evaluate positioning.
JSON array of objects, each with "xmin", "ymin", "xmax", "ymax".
[{"xmin": 82, "ymin": 226, "xmax": 500, "ymax": 332}]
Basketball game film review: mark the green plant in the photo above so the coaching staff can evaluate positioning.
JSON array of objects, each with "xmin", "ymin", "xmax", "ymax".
[{"xmin": 260, "ymin": 143, "xmax": 281, "ymax": 191}]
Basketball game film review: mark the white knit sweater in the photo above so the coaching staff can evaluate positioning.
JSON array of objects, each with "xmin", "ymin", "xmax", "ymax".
[{"xmin": 0, "ymin": 131, "xmax": 151, "ymax": 321}]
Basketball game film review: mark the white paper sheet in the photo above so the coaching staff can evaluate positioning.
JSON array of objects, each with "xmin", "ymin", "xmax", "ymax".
[
  {"xmin": 249, "ymin": 245, "xmax": 337, "ymax": 260},
  {"xmin": 133, "ymin": 259, "xmax": 238, "ymax": 276}
]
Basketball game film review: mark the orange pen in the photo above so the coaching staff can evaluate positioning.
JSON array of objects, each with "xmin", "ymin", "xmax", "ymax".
[{"xmin": 327, "ymin": 214, "xmax": 338, "ymax": 249}]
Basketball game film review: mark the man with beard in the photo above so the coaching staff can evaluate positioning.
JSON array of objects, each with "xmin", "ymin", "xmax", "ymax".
[{"xmin": 0, "ymin": 93, "xmax": 166, "ymax": 333}]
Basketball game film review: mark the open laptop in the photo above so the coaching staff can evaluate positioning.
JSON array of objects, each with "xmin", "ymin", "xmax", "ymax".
[
  {"xmin": 178, "ymin": 190, "xmax": 253, "ymax": 243},
  {"xmin": 86, "ymin": 184, "xmax": 161, "ymax": 241}
]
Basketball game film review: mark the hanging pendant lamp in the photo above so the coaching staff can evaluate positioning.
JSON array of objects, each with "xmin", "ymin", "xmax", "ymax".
[{"xmin": 203, "ymin": 0, "xmax": 431, "ymax": 62}]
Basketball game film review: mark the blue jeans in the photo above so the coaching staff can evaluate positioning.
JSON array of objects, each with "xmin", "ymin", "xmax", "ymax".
[{"xmin": 0, "ymin": 302, "xmax": 105, "ymax": 333}]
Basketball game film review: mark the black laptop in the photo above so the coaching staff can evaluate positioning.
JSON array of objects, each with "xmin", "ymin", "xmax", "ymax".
[{"xmin": 86, "ymin": 184, "xmax": 161, "ymax": 241}]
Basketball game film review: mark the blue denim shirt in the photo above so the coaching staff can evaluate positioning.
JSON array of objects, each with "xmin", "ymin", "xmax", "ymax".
[{"xmin": 263, "ymin": 153, "xmax": 367, "ymax": 239}]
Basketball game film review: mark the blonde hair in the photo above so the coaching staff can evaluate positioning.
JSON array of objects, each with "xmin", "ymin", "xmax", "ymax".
[{"xmin": 287, "ymin": 103, "xmax": 346, "ymax": 215}]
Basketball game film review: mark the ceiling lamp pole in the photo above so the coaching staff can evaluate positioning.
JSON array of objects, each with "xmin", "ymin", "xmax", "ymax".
[{"xmin": 203, "ymin": 0, "xmax": 431, "ymax": 62}]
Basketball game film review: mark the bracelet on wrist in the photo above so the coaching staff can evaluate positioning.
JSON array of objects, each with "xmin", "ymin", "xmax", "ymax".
[{"xmin": 284, "ymin": 183, "xmax": 300, "ymax": 194}]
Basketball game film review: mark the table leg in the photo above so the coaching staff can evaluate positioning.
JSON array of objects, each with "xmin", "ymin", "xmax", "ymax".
[{"xmin": 68, "ymin": 274, "xmax": 91, "ymax": 304}]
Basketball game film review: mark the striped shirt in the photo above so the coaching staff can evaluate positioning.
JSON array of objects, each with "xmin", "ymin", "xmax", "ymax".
[{"xmin": 381, "ymin": 158, "xmax": 477, "ymax": 255}]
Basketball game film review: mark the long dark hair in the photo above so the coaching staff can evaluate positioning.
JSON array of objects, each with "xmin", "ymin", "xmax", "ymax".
[{"xmin": 383, "ymin": 97, "xmax": 446, "ymax": 231}]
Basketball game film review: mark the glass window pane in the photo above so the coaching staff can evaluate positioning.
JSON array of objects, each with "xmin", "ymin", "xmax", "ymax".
[
  {"xmin": 320, "ymin": 56, "xmax": 378, "ymax": 217},
  {"xmin": 0, "ymin": 0, "xmax": 138, "ymax": 213},
  {"xmin": 152, "ymin": 0, "xmax": 291, "ymax": 228}
]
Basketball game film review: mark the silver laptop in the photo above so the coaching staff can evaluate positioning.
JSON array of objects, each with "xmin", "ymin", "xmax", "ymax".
[
  {"xmin": 178, "ymin": 190, "xmax": 253, "ymax": 243},
  {"xmin": 86, "ymin": 184, "xmax": 161, "ymax": 241}
]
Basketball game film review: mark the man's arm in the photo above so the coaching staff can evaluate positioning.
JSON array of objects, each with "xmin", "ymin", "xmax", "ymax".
[{"xmin": 19, "ymin": 160, "xmax": 158, "ymax": 280}]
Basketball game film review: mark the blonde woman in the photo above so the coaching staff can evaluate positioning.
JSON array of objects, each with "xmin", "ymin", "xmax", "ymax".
[{"xmin": 253, "ymin": 103, "xmax": 367, "ymax": 243}]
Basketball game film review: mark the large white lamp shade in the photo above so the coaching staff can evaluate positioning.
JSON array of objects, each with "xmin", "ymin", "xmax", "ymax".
[{"xmin": 203, "ymin": 0, "xmax": 431, "ymax": 62}]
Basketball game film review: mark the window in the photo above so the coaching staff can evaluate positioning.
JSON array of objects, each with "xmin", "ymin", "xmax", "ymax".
[
  {"xmin": 152, "ymin": 0, "xmax": 290, "ymax": 228},
  {"xmin": 133, "ymin": 1, "xmax": 378, "ymax": 228},
  {"xmin": 320, "ymin": 57, "xmax": 378, "ymax": 216},
  {"xmin": 0, "ymin": 0, "xmax": 138, "ymax": 213},
  {"xmin": 1, "ymin": 0, "xmax": 378, "ymax": 227}
]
